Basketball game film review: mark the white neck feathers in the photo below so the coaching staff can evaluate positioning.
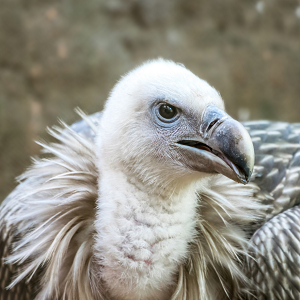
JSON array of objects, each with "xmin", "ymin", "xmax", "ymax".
[{"xmin": 94, "ymin": 167, "xmax": 199, "ymax": 300}]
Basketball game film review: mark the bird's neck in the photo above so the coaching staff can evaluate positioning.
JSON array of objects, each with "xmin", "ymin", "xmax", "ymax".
[{"xmin": 94, "ymin": 166, "xmax": 199, "ymax": 300}]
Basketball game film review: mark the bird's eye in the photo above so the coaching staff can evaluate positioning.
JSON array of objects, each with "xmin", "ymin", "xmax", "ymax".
[{"xmin": 158, "ymin": 104, "xmax": 178, "ymax": 120}]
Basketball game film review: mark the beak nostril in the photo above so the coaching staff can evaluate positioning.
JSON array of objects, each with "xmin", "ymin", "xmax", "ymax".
[{"xmin": 207, "ymin": 119, "xmax": 219, "ymax": 132}]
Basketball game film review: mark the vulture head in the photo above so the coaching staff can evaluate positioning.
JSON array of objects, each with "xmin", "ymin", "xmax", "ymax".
[
  {"xmin": 5, "ymin": 59, "xmax": 261, "ymax": 300},
  {"xmin": 99, "ymin": 59, "xmax": 254, "ymax": 191}
]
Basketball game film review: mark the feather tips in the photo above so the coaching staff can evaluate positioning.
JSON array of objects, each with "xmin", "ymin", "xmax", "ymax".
[
  {"xmin": 172, "ymin": 177, "xmax": 266, "ymax": 300},
  {"xmin": 1, "ymin": 121, "xmax": 100, "ymax": 300}
]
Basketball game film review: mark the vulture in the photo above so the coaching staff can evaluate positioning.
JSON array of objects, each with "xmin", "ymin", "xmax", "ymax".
[{"xmin": 0, "ymin": 59, "xmax": 299, "ymax": 300}]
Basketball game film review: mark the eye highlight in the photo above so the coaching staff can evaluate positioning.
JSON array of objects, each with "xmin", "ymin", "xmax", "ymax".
[{"xmin": 156, "ymin": 103, "xmax": 180, "ymax": 123}]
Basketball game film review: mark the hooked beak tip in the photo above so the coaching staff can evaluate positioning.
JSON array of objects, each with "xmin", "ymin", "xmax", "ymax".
[{"xmin": 202, "ymin": 106, "xmax": 255, "ymax": 184}]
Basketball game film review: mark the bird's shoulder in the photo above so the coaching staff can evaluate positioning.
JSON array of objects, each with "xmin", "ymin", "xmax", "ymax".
[
  {"xmin": 244, "ymin": 120, "xmax": 300, "ymax": 219},
  {"xmin": 244, "ymin": 121, "xmax": 300, "ymax": 299}
]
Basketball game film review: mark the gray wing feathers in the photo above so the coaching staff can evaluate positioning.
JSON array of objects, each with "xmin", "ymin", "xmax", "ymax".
[
  {"xmin": 245, "ymin": 121, "xmax": 300, "ymax": 299},
  {"xmin": 245, "ymin": 121, "xmax": 300, "ymax": 217},
  {"xmin": 247, "ymin": 206, "xmax": 300, "ymax": 299}
]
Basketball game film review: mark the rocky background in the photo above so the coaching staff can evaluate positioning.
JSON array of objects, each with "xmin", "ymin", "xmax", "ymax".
[{"xmin": 1, "ymin": 0, "xmax": 300, "ymax": 200}]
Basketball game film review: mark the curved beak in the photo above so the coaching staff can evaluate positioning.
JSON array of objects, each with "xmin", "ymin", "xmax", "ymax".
[{"xmin": 177, "ymin": 105, "xmax": 254, "ymax": 184}]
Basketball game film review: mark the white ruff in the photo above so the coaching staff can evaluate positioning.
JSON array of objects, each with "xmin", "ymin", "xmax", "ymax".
[{"xmin": 1, "ymin": 120, "xmax": 265, "ymax": 300}]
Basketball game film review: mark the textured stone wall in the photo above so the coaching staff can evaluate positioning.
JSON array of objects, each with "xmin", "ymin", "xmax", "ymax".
[{"xmin": 1, "ymin": 0, "xmax": 300, "ymax": 199}]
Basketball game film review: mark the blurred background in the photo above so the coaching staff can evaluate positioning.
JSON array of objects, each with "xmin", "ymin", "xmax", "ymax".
[{"xmin": 0, "ymin": 0, "xmax": 300, "ymax": 200}]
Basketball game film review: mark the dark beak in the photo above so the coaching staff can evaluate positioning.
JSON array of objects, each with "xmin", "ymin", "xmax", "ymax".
[{"xmin": 177, "ymin": 105, "xmax": 254, "ymax": 184}]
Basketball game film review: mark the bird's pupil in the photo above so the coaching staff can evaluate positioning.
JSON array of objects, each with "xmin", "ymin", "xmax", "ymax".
[{"xmin": 159, "ymin": 104, "xmax": 176, "ymax": 119}]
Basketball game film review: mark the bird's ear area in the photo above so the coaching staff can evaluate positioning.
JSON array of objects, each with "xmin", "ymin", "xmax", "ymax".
[{"xmin": 176, "ymin": 105, "xmax": 255, "ymax": 184}]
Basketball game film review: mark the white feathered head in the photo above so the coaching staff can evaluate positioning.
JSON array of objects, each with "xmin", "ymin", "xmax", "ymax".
[{"xmin": 98, "ymin": 59, "xmax": 254, "ymax": 190}]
